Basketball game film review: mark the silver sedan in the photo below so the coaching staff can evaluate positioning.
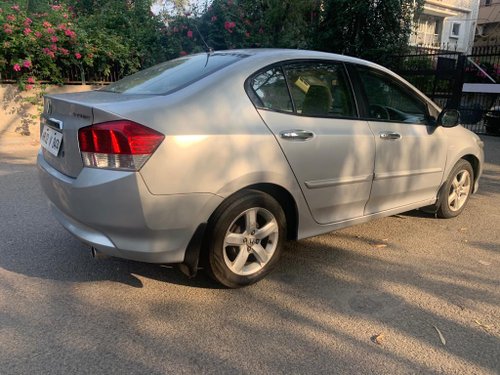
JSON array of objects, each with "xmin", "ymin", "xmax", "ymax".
[{"xmin": 37, "ymin": 49, "xmax": 484, "ymax": 287}]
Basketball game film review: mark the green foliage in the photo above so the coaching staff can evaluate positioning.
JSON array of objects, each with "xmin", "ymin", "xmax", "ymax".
[
  {"xmin": 315, "ymin": 0, "xmax": 424, "ymax": 64},
  {"xmin": 0, "ymin": 0, "xmax": 424, "ymax": 89},
  {"xmin": 69, "ymin": 0, "xmax": 168, "ymax": 70},
  {"xmin": 162, "ymin": 0, "xmax": 422, "ymax": 61}
]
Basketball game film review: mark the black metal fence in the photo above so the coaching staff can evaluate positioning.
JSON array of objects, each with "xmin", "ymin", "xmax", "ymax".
[{"xmin": 387, "ymin": 45, "xmax": 500, "ymax": 134}]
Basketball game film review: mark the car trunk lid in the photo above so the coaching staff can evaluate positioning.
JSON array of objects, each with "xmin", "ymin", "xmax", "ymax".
[{"xmin": 40, "ymin": 91, "xmax": 154, "ymax": 178}]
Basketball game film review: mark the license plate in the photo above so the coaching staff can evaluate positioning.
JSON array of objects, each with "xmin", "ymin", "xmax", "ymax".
[{"xmin": 41, "ymin": 125, "xmax": 63, "ymax": 157}]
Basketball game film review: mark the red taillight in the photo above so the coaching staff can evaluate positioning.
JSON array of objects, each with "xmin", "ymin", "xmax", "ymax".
[{"xmin": 78, "ymin": 120, "xmax": 164, "ymax": 171}]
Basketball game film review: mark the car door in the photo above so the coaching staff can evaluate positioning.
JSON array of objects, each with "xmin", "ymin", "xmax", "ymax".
[
  {"xmin": 247, "ymin": 61, "xmax": 375, "ymax": 224},
  {"xmin": 351, "ymin": 64, "xmax": 448, "ymax": 215}
]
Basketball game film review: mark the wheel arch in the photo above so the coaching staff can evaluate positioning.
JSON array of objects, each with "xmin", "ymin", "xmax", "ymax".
[
  {"xmin": 181, "ymin": 183, "xmax": 299, "ymax": 278},
  {"xmin": 460, "ymin": 154, "xmax": 480, "ymax": 189},
  {"xmin": 245, "ymin": 183, "xmax": 299, "ymax": 241},
  {"xmin": 211, "ymin": 183, "xmax": 299, "ymax": 241}
]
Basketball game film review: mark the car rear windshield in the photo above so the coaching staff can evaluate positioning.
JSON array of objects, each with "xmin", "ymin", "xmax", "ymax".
[{"xmin": 102, "ymin": 53, "xmax": 247, "ymax": 95}]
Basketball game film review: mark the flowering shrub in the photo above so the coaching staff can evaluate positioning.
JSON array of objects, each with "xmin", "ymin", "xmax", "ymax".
[
  {"xmin": 162, "ymin": 0, "xmax": 323, "ymax": 57},
  {"xmin": 0, "ymin": 1, "xmax": 168, "ymax": 89},
  {"xmin": 0, "ymin": 3, "xmax": 88, "ymax": 88},
  {"xmin": 464, "ymin": 60, "xmax": 500, "ymax": 83}
]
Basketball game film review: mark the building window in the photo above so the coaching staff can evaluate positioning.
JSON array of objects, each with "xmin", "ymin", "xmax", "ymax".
[
  {"xmin": 485, "ymin": 0, "xmax": 492, "ymax": 6},
  {"xmin": 451, "ymin": 22, "xmax": 461, "ymax": 38}
]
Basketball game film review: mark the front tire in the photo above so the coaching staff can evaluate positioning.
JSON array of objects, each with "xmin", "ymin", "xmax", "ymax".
[
  {"xmin": 206, "ymin": 190, "xmax": 286, "ymax": 288},
  {"xmin": 436, "ymin": 160, "xmax": 474, "ymax": 218}
]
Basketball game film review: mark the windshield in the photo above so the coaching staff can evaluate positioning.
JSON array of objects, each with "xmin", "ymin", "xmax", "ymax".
[{"xmin": 103, "ymin": 52, "xmax": 247, "ymax": 95}]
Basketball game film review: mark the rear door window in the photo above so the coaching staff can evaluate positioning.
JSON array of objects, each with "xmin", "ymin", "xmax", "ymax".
[{"xmin": 283, "ymin": 62, "xmax": 357, "ymax": 118}]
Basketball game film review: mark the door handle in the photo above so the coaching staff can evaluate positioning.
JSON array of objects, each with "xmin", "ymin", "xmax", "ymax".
[
  {"xmin": 280, "ymin": 129, "xmax": 315, "ymax": 141},
  {"xmin": 379, "ymin": 131, "xmax": 402, "ymax": 140}
]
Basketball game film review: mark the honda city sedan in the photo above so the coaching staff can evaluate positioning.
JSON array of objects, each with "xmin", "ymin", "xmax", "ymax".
[{"xmin": 37, "ymin": 49, "xmax": 484, "ymax": 287}]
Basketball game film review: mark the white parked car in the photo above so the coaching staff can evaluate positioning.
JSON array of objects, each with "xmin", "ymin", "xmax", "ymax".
[{"xmin": 37, "ymin": 49, "xmax": 484, "ymax": 287}]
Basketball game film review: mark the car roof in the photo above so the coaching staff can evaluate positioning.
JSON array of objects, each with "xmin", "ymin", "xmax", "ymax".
[{"xmin": 210, "ymin": 48, "xmax": 383, "ymax": 70}]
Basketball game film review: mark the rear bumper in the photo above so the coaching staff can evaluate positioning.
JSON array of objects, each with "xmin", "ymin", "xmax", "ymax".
[{"xmin": 37, "ymin": 150, "xmax": 222, "ymax": 263}]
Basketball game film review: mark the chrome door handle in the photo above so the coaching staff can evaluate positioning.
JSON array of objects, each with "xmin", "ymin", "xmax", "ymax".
[
  {"xmin": 379, "ymin": 132, "xmax": 402, "ymax": 140},
  {"xmin": 280, "ymin": 129, "xmax": 315, "ymax": 141}
]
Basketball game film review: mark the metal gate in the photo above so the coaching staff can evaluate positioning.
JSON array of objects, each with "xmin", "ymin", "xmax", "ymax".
[{"xmin": 386, "ymin": 46, "xmax": 500, "ymax": 134}]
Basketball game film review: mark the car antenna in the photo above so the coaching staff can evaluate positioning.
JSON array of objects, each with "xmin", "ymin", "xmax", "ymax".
[{"xmin": 194, "ymin": 24, "xmax": 213, "ymax": 56}]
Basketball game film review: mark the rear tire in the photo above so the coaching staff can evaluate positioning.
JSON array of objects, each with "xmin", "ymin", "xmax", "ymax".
[
  {"xmin": 436, "ymin": 160, "xmax": 474, "ymax": 218},
  {"xmin": 206, "ymin": 190, "xmax": 286, "ymax": 288}
]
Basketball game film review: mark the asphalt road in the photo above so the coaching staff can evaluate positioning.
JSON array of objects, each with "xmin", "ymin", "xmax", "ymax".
[{"xmin": 0, "ymin": 134, "xmax": 499, "ymax": 375}]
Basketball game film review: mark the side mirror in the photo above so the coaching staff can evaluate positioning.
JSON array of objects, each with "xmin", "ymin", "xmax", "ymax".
[{"xmin": 438, "ymin": 109, "xmax": 460, "ymax": 128}]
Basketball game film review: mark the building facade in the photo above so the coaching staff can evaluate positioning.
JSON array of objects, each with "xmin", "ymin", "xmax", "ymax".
[
  {"xmin": 475, "ymin": 0, "xmax": 500, "ymax": 46},
  {"xmin": 410, "ymin": 0, "xmax": 480, "ymax": 52}
]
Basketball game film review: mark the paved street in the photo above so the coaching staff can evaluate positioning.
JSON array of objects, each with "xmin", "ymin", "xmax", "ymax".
[{"xmin": 0, "ymin": 133, "xmax": 499, "ymax": 374}]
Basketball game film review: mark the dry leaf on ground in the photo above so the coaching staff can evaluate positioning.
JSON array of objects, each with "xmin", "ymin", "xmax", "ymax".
[
  {"xmin": 433, "ymin": 325, "xmax": 446, "ymax": 345},
  {"xmin": 371, "ymin": 333, "xmax": 385, "ymax": 345},
  {"xmin": 474, "ymin": 320, "xmax": 493, "ymax": 332}
]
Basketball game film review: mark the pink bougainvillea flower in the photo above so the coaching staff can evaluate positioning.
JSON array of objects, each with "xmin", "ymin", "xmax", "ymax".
[
  {"xmin": 227, "ymin": 0, "xmax": 233, "ymax": 5},
  {"xmin": 26, "ymin": 84, "xmax": 34, "ymax": 91},
  {"xmin": 75, "ymin": 52, "xmax": 82, "ymax": 59},
  {"xmin": 259, "ymin": 27, "xmax": 264, "ymax": 34},
  {"xmin": 13, "ymin": 64, "xmax": 21, "ymax": 72},
  {"xmin": 173, "ymin": 27, "xmax": 179, "ymax": 33},
  {"xmin": 24, "ymin": 18, "xmax": 32, "ymax": 26},
  {"xmin": 245, "ymin": 32, "xmax": 250, "ymax": 38},
  {"xmin": 23, "ymin": 60, "xmax": 32, "ymax": 68},
  {"xmin": 58, "ymin": 23, "xmax": 67, "ymax": 30},
  {"xmin": 187, "ymin": 30, "xmax": 193, "ymax": 38},
  {"xmin": 43, "ymin": 21, "xmax": 52, "ymax": 28},
  {"xmin": 211, "ymin": 16, "xmax": 217, "ymax": 22},
  {"xmin": 64, "ymin": 29, "xmax": 76, "ymax": 38},
  {"xmin": 7, "ymin": 14, "xmax": 15, "ymax": 21},
  {"xmin": 59, "ymin": 47, "xmax": 69, "ymax": 55},
  {"xmin": 50, "ymin": 44, "xmax": 57, "ymax": 51},
  {"xmin": 11, "ymin": 5, "xmax": 20, "ymax": 11},
  {"xmin": 224, "ymin": 21, "xmax": 236, "ymax": 33},
  {"xmin": 51, "ymin": 36, "xmax": 58, "ymax": 43},
  {"xmin": 34, "ymin": 31, "xmax": 42, "ymax": 38},
  {"xmin": 51, "ymin": 5, "xmax": 62, "ymax": 11},
  {"xmin": 46, "ymin": 28, "xmax": 55, "ymax": 34},
  {"xmin": 87, "ymin": 53, "xmax": 94, "ymax": 59},
  {"xmin": 42, "ymin": 48, "xmax": 55, "ymax": 59},
  {"xmin": 63, "ymin": 13, "xmax": 69, "ymax": 19},
  {"xmin": 27, "ymin": 77, "xmax": 35, "ymax": 84},
  {"xmin": 23, "ymin": 28, "xmax": 32, "ymax": 35},
  {"xmin": 179, "ymin": 51, "xmax": 188, "ymax": 56},
  {"xmin": 4, "ymin": 28, "xmax": 13, "ymax": 34}
]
